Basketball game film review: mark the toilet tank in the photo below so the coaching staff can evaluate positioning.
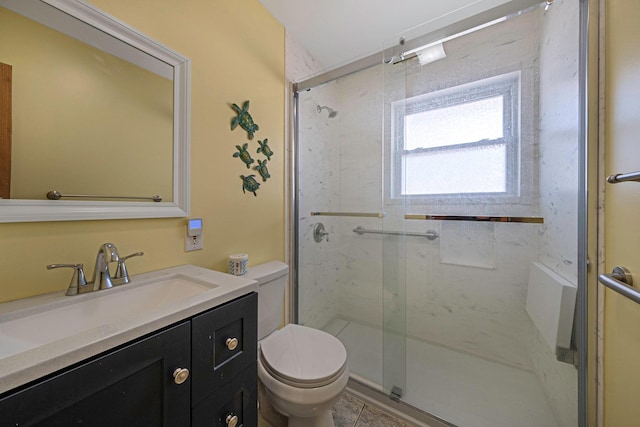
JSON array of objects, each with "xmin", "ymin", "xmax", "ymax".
[{"xmin": 245, "ymin": 261, "xmax": 289, "ymax": 340}]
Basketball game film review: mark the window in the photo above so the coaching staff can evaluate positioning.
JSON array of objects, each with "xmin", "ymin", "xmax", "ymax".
[{"xmin": 391, "ymin": 72, "xmax": 520, "ymax": 200}]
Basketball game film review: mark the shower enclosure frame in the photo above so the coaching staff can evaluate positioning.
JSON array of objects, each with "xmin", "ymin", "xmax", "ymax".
[{"xmin": 288, "ymin": 0, "xmax": 595, "ymax": 424}]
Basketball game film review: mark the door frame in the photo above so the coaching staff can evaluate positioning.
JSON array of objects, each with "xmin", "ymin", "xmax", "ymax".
[{"xmin": 0, "ymin": 62, "xmax": 11, "ymax": 199}]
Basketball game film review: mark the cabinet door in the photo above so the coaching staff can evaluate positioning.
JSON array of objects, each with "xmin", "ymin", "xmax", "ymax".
[
  {"xmin": 0, "ymin": 322, "xmax": 191, "ymax": 427},
  {"xmin": 192, "ymin": 292, "xmax": 257, "ymax": 405},
  {"xmin": 192, "ymin": 363, "xmax": 257, "ymax": 427}
]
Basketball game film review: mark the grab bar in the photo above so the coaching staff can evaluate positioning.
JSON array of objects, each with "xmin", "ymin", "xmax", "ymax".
[
  {"xmin": 353, "ymin": 226, "xmax": 439, "ymax": 240},
  {"xmin": 405, "ymin": 214, "xmax": 543, "ymax": 224},
  {"xmin": 47, "ymin": 190, "xmax": 162, "ymax": 202},
  {"xmin": 311, "ymin": 211, "xmax": 385, "ymax": 218},
  {"xmin": 598, "ymin": 266, "xmax": 640, "ymax": 304},
  {"xmin": 606, "ymin": 171, "xmax": 640, "ymax": 184}
]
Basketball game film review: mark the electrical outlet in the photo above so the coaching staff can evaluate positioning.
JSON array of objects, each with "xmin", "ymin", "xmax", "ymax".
[
  {"xmin": 185, "ymin": 234, "xmax": 202, "ymax": 251},
  {"xmin": 185, "ymin": 218, "xmax": 203, "ymax": 251}
]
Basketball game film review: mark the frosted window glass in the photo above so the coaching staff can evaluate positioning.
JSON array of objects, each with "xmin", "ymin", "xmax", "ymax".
[
  {"xmin": 392, "ymin": 71, "xmax": 519, "ymax": 199},
  {"xmin": 401, "ymin": 145, "xmax": 506, "ymax": 195},
  {"xmin": 404, "ymin": 96, "xmax": 504, "ymax": 150}
]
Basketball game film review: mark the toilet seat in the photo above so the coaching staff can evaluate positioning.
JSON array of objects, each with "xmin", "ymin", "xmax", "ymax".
[{"xmin": 259, "ymin": 324, "xmax": 347, "ymax": 389}]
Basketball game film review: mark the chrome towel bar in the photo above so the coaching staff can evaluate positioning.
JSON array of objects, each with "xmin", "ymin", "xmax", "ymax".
[
  {"xmin": 353, "ymin": 226, "xmax": 439, "ymax": 240},
  {"xmin": 47, "ymin": 190, "xmax": 162, "ymax": 202},
  {"xmin": 311, "ymin": 211, "xmax": 385, "ymax": 218},
  {"xmin": 404, "ymin": 214, "xmax": 543, "ymax": 224},
  {"xmin": 606, "ymin": 171, "xmax": 640, "ymax": 184},
  {"xmin": 598, "ymin": 266, "xmax": 640, "ymax": 304}
]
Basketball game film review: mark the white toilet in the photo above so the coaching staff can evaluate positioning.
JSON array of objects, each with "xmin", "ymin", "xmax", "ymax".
[{"xmin": 247, "ymin": 261, "xmax": 349, "ymax": 427}]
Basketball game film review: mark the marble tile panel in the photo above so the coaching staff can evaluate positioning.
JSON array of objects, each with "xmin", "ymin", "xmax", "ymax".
[
  {"xmin": 332, "ymin": 392, "xmax": 365, "ymax": 427},
  {"xmin": 438, "ymin": 222, "xmax": 496, "ymax": 269},
  {"xmin": 285, "ymin": 31, "xmax": 325, "ymax": 82},
  {"xmin": 531, "ymin": 328, "xmax": 578, "ymax": 427},
  {"xmin": 355, "ymin": 405, "xmax": 410, "ymax": 427}
]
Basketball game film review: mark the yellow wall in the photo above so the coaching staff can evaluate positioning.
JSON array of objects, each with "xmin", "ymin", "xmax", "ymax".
[
  {"xmin": 603, "ymin": 0, "xmax": 640, "ymax": 425},
  {"xmin": 0, "ymin": 0, "xmax": 285, "ymax": 302}
]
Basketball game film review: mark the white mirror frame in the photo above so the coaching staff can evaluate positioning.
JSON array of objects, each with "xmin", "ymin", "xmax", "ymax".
[{"xmin": 0, "ymin": 0, "xmax": 190, "ymax": 222}]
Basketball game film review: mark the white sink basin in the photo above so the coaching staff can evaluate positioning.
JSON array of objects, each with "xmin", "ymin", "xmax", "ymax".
[
  {"xmin": 0, "ymin": 264, "xmax": 258, "ymax": 394},
  {"xmin": 0, "ymin": 274, "xmax": 213, "ymax": 359}
]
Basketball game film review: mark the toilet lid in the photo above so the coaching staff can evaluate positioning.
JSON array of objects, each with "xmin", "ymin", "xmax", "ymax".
[{"xmin": 260, "ymin": 324, "xmax": 347, "ymax": 388}]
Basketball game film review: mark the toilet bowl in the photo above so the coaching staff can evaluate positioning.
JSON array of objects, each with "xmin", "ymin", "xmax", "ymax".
[
  {"xmin": 247, "ymin": 262, "xmax": 349, "ymax": 427},
  {"xmin": 258, "ymin": 324, "xmax": 349, "ymax": 427}
]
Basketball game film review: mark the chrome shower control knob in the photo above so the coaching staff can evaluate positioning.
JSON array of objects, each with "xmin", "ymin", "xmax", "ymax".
[
  {"xmin": 172, "ymin": 367, "xmax": 189, "ymax": 384},
  {"xmin": 225, "ymin": 414, "xmax": 238, "ymax": 427},
  {"xmin": 226, "ymin": 337, "xmax": 239, "ymax": 351},
  {"xmin": 313, "ymin": 222, "xmax": 329, "ymax": 242}
]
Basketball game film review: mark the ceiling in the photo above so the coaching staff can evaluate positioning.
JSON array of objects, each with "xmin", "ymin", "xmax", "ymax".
[{"xmin": 258, "ymin": 0, "xmax": 515, "ymax": 71}]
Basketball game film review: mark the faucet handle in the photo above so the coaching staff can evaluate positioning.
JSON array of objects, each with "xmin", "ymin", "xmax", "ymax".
[
  {"xmin": 47, "ymin": 263, "xmax": 87, "ymax": 296},
  {"xmin": 113, "ymin": 252, "xmax": 144, "ymax": 285}
]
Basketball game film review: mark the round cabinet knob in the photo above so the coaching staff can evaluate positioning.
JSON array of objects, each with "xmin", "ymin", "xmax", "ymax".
[
  {"xmin": 172, "ymin": 367, "xmax": 190, "ymax": 384},
  {"xmin": 226, "ymin": 337, "xmax": 239, "ymax": 351},
  {"xmin": 225, "ymin": 414, "xmax": 239, "ymax": 427}
]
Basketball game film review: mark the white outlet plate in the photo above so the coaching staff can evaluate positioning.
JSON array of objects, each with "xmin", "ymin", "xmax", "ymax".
[{"xmin": 185, "ymin": 234, "xmax": 202, "ymax": 251}]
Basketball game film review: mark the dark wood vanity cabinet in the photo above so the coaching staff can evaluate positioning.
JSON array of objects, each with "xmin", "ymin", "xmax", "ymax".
[
  {"xmin": 0, "ymin": 292, "xmax": 258, "ymax": 427},
  {"xmin": 192, "ymin": 292, "xmax": 258, "ymax": 427},
  {"xmin": 0, "ymin": 321, "xmax": 192, "ymax": 426}
]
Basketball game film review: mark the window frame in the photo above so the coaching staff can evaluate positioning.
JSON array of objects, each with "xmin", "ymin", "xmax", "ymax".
[{"xmin": 390, "ymin": 71, "xmax": 522, "ymax": 202}]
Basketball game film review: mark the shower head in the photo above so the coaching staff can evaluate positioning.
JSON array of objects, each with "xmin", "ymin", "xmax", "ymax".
[{"xmin": 317, "ymin": 105, "xmax": 338, "ymax": 118}]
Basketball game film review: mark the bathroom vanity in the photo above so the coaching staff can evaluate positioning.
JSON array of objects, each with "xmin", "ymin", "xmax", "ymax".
[
  {"xmin": 0, "ymin": 265, "xmax": 258, "ymax": 426},
  {"xmin": 0, "ymin": 0, "xmax": 260, "ymax": 421}
]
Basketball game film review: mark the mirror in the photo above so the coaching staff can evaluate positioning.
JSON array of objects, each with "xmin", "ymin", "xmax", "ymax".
[{"xmin": 0, "ymin": 0, "xmax": 190, "ymax": 222}]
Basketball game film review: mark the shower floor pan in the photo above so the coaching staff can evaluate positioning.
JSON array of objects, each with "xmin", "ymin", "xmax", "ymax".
[{"xmin": 323, "ymin": 318, "xmax": 560, "ymax": 427}]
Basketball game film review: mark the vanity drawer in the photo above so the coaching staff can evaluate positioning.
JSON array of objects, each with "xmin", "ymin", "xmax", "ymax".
[
  {"xmin": 192, "ymin": 292, "xmax": 257, "ymax": 405},
  {"xmin": 192, "ymin": 363, "xmax": 257, "ymax": 427}
]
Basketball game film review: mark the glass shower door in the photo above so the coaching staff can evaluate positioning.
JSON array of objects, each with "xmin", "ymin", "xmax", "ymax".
[
  {"xmin": 381, "ymin": 54, "xmax": 409, "ymax": 401},
  {"xmin": 379, "ymin": 2, "xmax": 581, "ymax": 426},
  {"xmin": 295, "ymin": 75, "xmax": 389, "ymax": 394},
  {"xmin": 295, "ymin": 2, "xmax": 582, "ymax": 425},
  {"xmin": 381, "ymin": 233, "xmax": 407, "ymax": 401},
  {"xmin": 295, "ymin": 59, "xmax": 410, "ymax": 398}
]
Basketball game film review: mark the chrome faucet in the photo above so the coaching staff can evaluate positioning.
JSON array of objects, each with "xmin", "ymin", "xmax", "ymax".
[
  {"xmin": 91, "ymin": 243, "xmax": 120, "ymax": 291},
  {"xmin": 47, "ymin": 242, "xmax": 122, "ymax": 295}
]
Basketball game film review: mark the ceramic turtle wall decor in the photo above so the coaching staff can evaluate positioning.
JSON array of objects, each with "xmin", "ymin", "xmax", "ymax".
[
  {"xmin": 254, "ymin": 159, "xmax": 271, "ymax": 182},
  {"xmin": 233, "ymin": 143, "xmax": 254, "ymax": 168},
  {"xmin": 231, "ymin": 100, "xmax": 259, "ymax": 139},
  {"xmin": 241, "ymin": 174, "xmax": 260, "ymax": 196},
  {"xmin": 256, "ymin": 138, "xmax": 273, "ymax": 160}
]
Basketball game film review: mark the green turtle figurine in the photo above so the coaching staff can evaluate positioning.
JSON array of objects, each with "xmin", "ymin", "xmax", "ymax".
[
  {"xmin": 231, "ymin": 100, "xmax": 259, "ymax": 139},
  {"xmin": 241, "ymin": 174, "xmax": 260, "ymax": 196},
  {"xmin": 256, "ymin": 138, "xmax": 274, "ymax": 160},
  {"xmin": 254, "ymin": 159, "xmax": 271, "ymax": 182},
  {"xmin": 233, "ymin": 143, "xmax": 254, "ymax": 168}
]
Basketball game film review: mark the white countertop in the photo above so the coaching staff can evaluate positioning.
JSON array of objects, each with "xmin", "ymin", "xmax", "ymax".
[{"xmin": 0, "ymin": 265, "xmax": 257, "ymax": 395}]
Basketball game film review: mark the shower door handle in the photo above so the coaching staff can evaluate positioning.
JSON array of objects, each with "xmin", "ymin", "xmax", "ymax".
[{"xmin": 598, "ymin": 266, "xmax": 640, "ymax": 304}]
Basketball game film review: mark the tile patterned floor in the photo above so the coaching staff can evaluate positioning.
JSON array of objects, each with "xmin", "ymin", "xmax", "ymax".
[{"xmin": 259, "ymin": 391, "xmax": 414, "ymax": 427}]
